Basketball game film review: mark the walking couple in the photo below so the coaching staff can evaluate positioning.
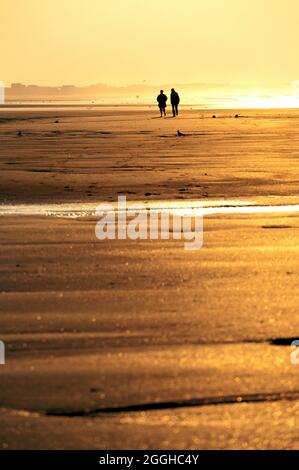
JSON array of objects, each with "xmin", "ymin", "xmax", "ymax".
[{"xmin": 157, "ymin": 88, "xmax": 180, "ymax": 117}]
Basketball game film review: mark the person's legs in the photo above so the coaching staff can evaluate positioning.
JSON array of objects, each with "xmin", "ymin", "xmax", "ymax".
[
  {"xmin": 175, "ymin": 104, "xmax": 178, "ymax": 116},
  {"xmin": 172, "ymin": 104, "xmax": 176, "ymax": 117},
  {"xmin": 159, "ymin": 105, "xmax": 163, "ymax": 117}
]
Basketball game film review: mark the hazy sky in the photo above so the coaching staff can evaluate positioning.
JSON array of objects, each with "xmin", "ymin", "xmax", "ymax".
[{"xmin": 2, "ymin": 0, "xmax": 299, "ymax": 87}]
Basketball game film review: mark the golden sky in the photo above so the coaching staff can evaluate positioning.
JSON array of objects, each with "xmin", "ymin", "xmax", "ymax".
[{"xmin": 2, "ymin": 0, "xmax": 299, "ymax": 87}]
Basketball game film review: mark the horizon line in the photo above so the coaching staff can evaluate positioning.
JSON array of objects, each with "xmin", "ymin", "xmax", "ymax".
[{"xmin": 2, "ymin": 81, "xmax": 292, "ymax": 90}]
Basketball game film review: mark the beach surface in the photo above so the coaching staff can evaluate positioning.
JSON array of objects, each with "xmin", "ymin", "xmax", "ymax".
[
  {"xmin": 1, "ymin": 107, "xmax": 299, "ymax": 449},
  {"xmin": 2, "ymin": 107, "xmax": 299, "ymax": 204}
]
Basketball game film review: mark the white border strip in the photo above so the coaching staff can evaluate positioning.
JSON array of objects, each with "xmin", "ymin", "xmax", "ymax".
[{"xmin": 0, "ymin": 81, "xmax": 4, "ymax": 105}]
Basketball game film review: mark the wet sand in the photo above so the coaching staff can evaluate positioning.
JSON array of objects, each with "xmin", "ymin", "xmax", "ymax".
[
  {"xmin": 2, "ymin": 107, "xmax": 299, "ymax": 204},
  {"xmin": 1, "ymin": 107, "xmax": 299, "ymax": 449}
]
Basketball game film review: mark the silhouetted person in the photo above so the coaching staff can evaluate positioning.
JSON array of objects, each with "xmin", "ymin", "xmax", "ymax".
[
  {"xmin": 157, "ymin": 90, "xmax": 167, "ymax": 117},
  {"xmin": 170, "ymin": 88, "xmax": 180, "ymax": 117}
]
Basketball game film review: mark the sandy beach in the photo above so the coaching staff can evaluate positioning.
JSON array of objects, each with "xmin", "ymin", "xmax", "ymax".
[
  {"xmin": 2, "ymin": 107, "xmax": 299, "ymax": 204},
  {"xmin": 1, "ymin": 107, "xmax": 299, "ymax": 449}
]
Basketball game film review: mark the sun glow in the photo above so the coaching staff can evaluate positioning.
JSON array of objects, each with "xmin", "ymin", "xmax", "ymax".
[{"xmin": 238, "ymin": 95, "xmax": 299, "ymax": 109}]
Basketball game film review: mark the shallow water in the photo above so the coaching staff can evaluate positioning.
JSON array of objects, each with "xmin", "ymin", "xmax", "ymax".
[{"xmin": 2, "ymin": 199, "xmax": 299, "ymax": 218}]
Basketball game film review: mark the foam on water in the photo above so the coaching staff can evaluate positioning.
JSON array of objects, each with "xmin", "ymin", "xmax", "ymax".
[{"xmin": 2, "ymin": 199, "xmax": 299, "ymax": 218}]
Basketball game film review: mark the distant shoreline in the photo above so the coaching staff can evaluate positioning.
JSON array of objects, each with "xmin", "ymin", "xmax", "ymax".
[{"xmin": 1, "ymin": 102, "xmax": 299, "ymax": 111}]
